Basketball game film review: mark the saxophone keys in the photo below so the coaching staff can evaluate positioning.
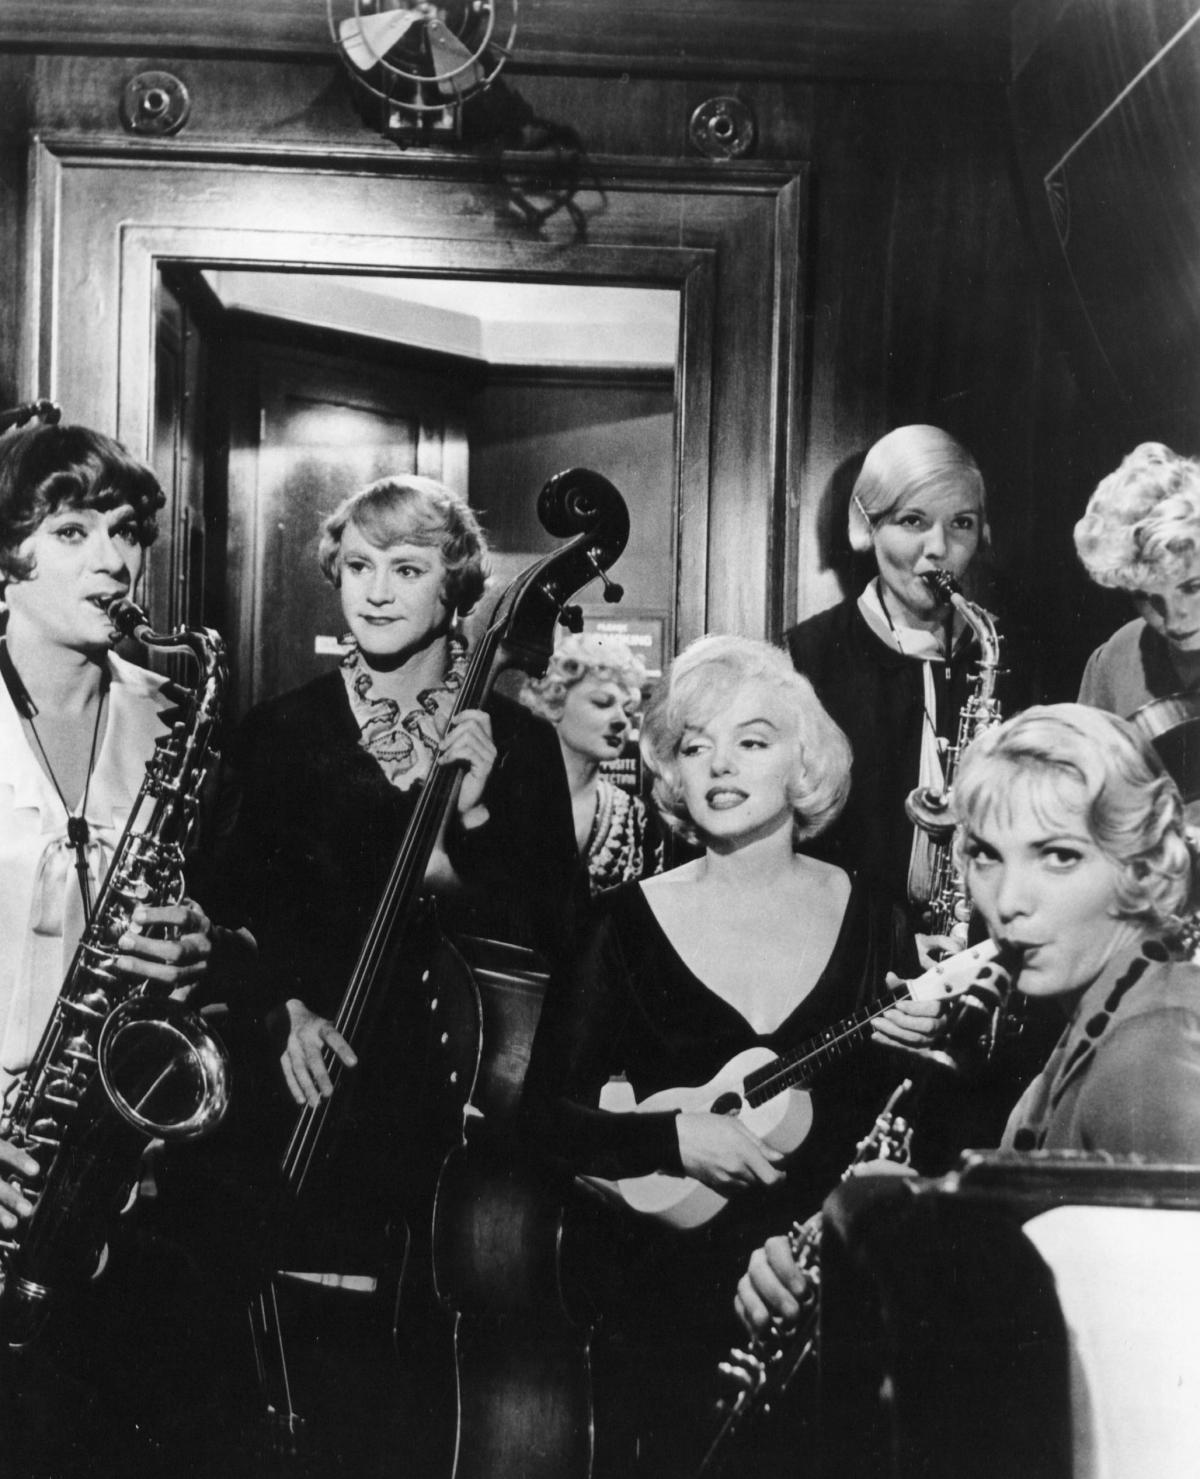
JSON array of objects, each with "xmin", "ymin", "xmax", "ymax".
[{"xmin": 66, "ymin": 990, "xmax": 109, "ymax": 1020}]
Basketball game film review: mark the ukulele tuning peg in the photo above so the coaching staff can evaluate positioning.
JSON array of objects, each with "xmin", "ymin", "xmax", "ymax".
[{"xmin": 557, "ymin": 604, "xmax": 584, "ymax": 633}]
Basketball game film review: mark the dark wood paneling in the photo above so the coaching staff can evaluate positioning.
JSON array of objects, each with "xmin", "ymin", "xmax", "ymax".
[
  {"xmin": 1011, "ymin": 0, "xmax": 1200, "ymax": 440},
  {"xmin": 20, "ymin": 53, "xmax": 814, "ymax": 163},
  {"xmin": 798, "ymin": 80, "xmax": 1043, "ymax": 615},
  {"xmin": 0, "ymin": 23, "xmax": 1103, "ymax": 690},
  {"xmin": 468, "ymin": 373, "xmax": 676, "ymax": 642},
  {"xmin": 1007, "ymin": 0, "xmax": 1200, "ymax": 695},
  {"xmin": 0, "ymin": 56, "xmax": 32, "ymax": 406},
  {"xmin": 0, "ymin": 1, "xmax": 1014, "ymax": 81}
]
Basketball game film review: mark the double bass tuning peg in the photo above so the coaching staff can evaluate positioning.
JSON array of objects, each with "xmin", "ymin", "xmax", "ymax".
[
  {"xmin": 585, "ymin": 552, "xmax": 625, "ymax": 604},
  {"xmin": 556, "ymin": 555, "xmax": 623, "ymax": 631}
]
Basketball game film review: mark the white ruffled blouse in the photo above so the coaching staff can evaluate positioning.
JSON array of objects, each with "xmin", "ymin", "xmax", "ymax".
[{"xmin": 0, "ymin": 653, "xmax": 173, "ymax": 1100}]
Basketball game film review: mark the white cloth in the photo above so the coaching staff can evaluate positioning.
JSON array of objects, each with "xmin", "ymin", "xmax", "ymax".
[{"xmin": 0, "ymin": 653, "xmax": 173, "ymax": 1100}]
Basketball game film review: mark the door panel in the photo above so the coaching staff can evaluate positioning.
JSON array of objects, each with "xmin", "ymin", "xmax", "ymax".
[{"xmin": 226, "ymin": 332, "xmax": 470, "ymax": 715}]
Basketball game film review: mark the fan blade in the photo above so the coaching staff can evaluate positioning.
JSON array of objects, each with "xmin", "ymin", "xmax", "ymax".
[
  {"xmin": 338, "ymin": 8, "xmax": 422, "ymax": 72},
  {"xmin": 426, "ymin": 18, "xmax": 485, "ymax": 93}
]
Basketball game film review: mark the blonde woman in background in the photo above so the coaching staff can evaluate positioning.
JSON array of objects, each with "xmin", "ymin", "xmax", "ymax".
[
  {"xmin": 1075, "ymin": 441, "xmax": 1200, "ymax": 714},
  {"xmin": 785, "ymin": 425, "xmax": 997, "ymax": 924},
  {"xmin": 520, "ymin": 632, "xmax": 664, "ymax": 895}
]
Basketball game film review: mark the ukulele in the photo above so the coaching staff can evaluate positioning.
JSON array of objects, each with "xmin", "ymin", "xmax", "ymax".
[{"xmin": 584, "ymin": 939, "xmax": 1011, "ymax": 1229}]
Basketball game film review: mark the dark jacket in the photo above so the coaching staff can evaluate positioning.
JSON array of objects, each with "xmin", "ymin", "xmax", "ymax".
[
  {"xmin": 199, "ymin": 671, "xmax": 586, "ymax": 1019},
  {"xmin": 784, "ymin": 597, "xmax": 980, "ymax": 912}
]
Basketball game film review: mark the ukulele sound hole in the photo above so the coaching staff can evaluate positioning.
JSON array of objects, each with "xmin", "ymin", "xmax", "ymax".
[{"xmin": 711, "ymin": 1092, "xmax": 743, "ymax": 1116}]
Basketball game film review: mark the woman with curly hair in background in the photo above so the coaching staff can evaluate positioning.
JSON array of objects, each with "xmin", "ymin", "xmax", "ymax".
[
  {"xmin": 520, "ymin": 631, "xmax": 664, "ymax": 895},
  {"xmin": 1075, "ymin": 441, "xmax": 1200, "ymax": 714}
]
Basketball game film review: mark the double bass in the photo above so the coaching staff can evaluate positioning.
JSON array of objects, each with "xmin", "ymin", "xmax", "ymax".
[{"xmin": 248, "ymin": 468, "xmax": 630, "ymax": 1467}]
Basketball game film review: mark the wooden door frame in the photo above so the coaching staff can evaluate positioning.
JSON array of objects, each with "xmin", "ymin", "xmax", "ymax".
[{"xmin": 24, "ymin": 135, "xmax": 807, "ymax": 645}]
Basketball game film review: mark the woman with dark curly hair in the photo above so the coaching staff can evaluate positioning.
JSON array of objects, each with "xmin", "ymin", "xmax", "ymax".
[
  {"xmin": 0, "ymin": 419, "xmax": 238, "ymax": 1477},
  {"xmin": 520, "ymin": 634, "xmax": 937, "ymax": 1477},
  {"xmin": 520, "ymin": 631, "xmax": 663, "ymax": 895},
  {"xmin": 0, "ymin": 420, "xmax": 220, "ymax": 1122}
]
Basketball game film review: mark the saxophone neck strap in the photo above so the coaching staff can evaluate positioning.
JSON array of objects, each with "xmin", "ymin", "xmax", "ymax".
[
  {"xmin": 0, "ymin": 637, "xmax": 36, "ymax": 718},
  {"xmin": 2, "ymin": 640, "xmax": 111, "ymax": 921}
]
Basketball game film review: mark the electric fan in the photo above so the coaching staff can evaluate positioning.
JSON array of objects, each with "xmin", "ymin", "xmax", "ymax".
[{"xmin": 328, "ymin": 0, "xmax": 517, "ymax": 119}]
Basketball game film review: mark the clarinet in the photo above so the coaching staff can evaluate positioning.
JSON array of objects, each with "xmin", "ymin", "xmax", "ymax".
[{"xmin": 695, "ymin": 1079, "xmax": 916, "ymax": 1478}]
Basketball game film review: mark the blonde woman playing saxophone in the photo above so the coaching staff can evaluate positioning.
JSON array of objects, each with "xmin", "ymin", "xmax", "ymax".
[{"xmin": 785, "ymin": 425, "xmax": 1036, "ymax": 941}]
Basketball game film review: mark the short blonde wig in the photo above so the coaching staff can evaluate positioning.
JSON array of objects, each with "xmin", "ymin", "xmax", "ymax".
[
  {"xmin": 952, "ymin": 704, "xmax": 1192, "ymax": 931},
  {"xmin": 848, "ymin": 424, "xmax": 988, "ymax": 555},
  {"xmin": 318, "ymin": 475, "xmax": 488, "ymax": 617},
  {"xmin": 641, "ymin": 634, "xmax": 851, "ymax": 846},
  {"xmin": 520, "ymin": 632, "xmax": 647, "ymax": 722},
  {"xmin": 1073, "ymin": 442, "xmax": 1200, "ymax": 590}
]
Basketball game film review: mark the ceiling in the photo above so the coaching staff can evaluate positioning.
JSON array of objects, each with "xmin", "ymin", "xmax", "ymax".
[{"xmin": 203, "ymin": 270, "xmax": 681, "ymax": 369}]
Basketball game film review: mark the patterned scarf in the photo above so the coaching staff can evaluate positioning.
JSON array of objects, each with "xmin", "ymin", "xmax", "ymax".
[{"xmin": 339, "ymin": 633, "xmax": 468, "ymax": 791}]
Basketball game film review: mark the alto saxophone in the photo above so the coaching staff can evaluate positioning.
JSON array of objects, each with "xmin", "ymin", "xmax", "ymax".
[
  {"xmin": 0, "ymin": 598, "xmax": 232, "ymax": 1352},
  {"xmin": 905, "ymin": 569, "xmax": 1004, "ymax": 948},
  {"xmin": 696, "ymin": 1080, "xmax": 916, "ymax": 1478}
]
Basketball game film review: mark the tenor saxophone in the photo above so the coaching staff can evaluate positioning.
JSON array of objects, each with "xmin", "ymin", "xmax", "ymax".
[
  {"xmin": 905, "ymin": 569, "xmax": 1004, "ymax": 947},
  {"xmin": 696, "ymin": 1080, "xmax": 916, "ymax": 1479},
  {"xmin": 0, "ymin": 598, "xmax": 232, "ymax": 1352}
]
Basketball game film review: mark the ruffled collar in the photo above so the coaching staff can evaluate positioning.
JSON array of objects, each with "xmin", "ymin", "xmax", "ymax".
[{"xmin": 339, "ymin": 634, "xmax": 468, "ymax": 791}]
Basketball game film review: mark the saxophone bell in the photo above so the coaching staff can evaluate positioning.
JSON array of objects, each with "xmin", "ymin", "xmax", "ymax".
[{"xmin": 98, "ymin": 997, "xmax": 231, "ymax": 1142}]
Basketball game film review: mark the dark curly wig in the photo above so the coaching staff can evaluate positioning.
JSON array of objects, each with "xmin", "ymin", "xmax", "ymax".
[{"xmin": 0, "ymin": 423, "xmax": 165, "ymax": 588}]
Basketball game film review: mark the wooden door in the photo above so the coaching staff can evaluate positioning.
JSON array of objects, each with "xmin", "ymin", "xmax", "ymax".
[{"xmin": 221, "ymin": 320, "xmax": 475, "ymax": 717}]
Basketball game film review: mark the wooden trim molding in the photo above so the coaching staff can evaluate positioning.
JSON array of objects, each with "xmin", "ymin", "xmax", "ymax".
[
  {"xmin": 26, "ymin": 134, "xmax": 807, "ymax": 644},
  {"xmin": 0, "ymin": 1, "xmax": 1014, "ymax": 82}
]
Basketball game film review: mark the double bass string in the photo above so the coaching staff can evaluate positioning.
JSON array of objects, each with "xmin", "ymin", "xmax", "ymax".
[{"xmin": 280, "ymin": 612, "xmax": 498, "ymax": 1193}]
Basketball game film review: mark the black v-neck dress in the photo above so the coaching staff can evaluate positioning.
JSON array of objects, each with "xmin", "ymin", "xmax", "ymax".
[
  {"xmin": 520, "ymin": 877, "xmax": 915, "ymax": 1477},
  {"xmin": 522, "ymin": 877, "xmax": 913, "ymax": 1209}
]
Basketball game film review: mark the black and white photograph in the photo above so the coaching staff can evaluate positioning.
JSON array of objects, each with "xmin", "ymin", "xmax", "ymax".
[{"xmin": 0, "ymin": 2, "xmax": 1198, "ymax": 1476}]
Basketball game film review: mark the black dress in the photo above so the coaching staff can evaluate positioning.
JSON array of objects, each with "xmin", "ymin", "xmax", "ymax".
[
  {"xmin": 784, "ymin": 597, "xmax": 979, "ymax": 915},
  {"xmin": 520, "ymin": 877, "xmax": 915, "ymax": 1477},
  {"xmin": 199, "ymin": 670, "xmax": 587, "ymax": 1020},
  {"xmin": 175, "ymin": 669, "xmax": 591, "ymax": 1474}
]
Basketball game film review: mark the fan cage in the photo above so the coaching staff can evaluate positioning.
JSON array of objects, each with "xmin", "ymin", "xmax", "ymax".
[{"xmin": 328, "ymin": 0, "xmax": 518, "ymax": 117}]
